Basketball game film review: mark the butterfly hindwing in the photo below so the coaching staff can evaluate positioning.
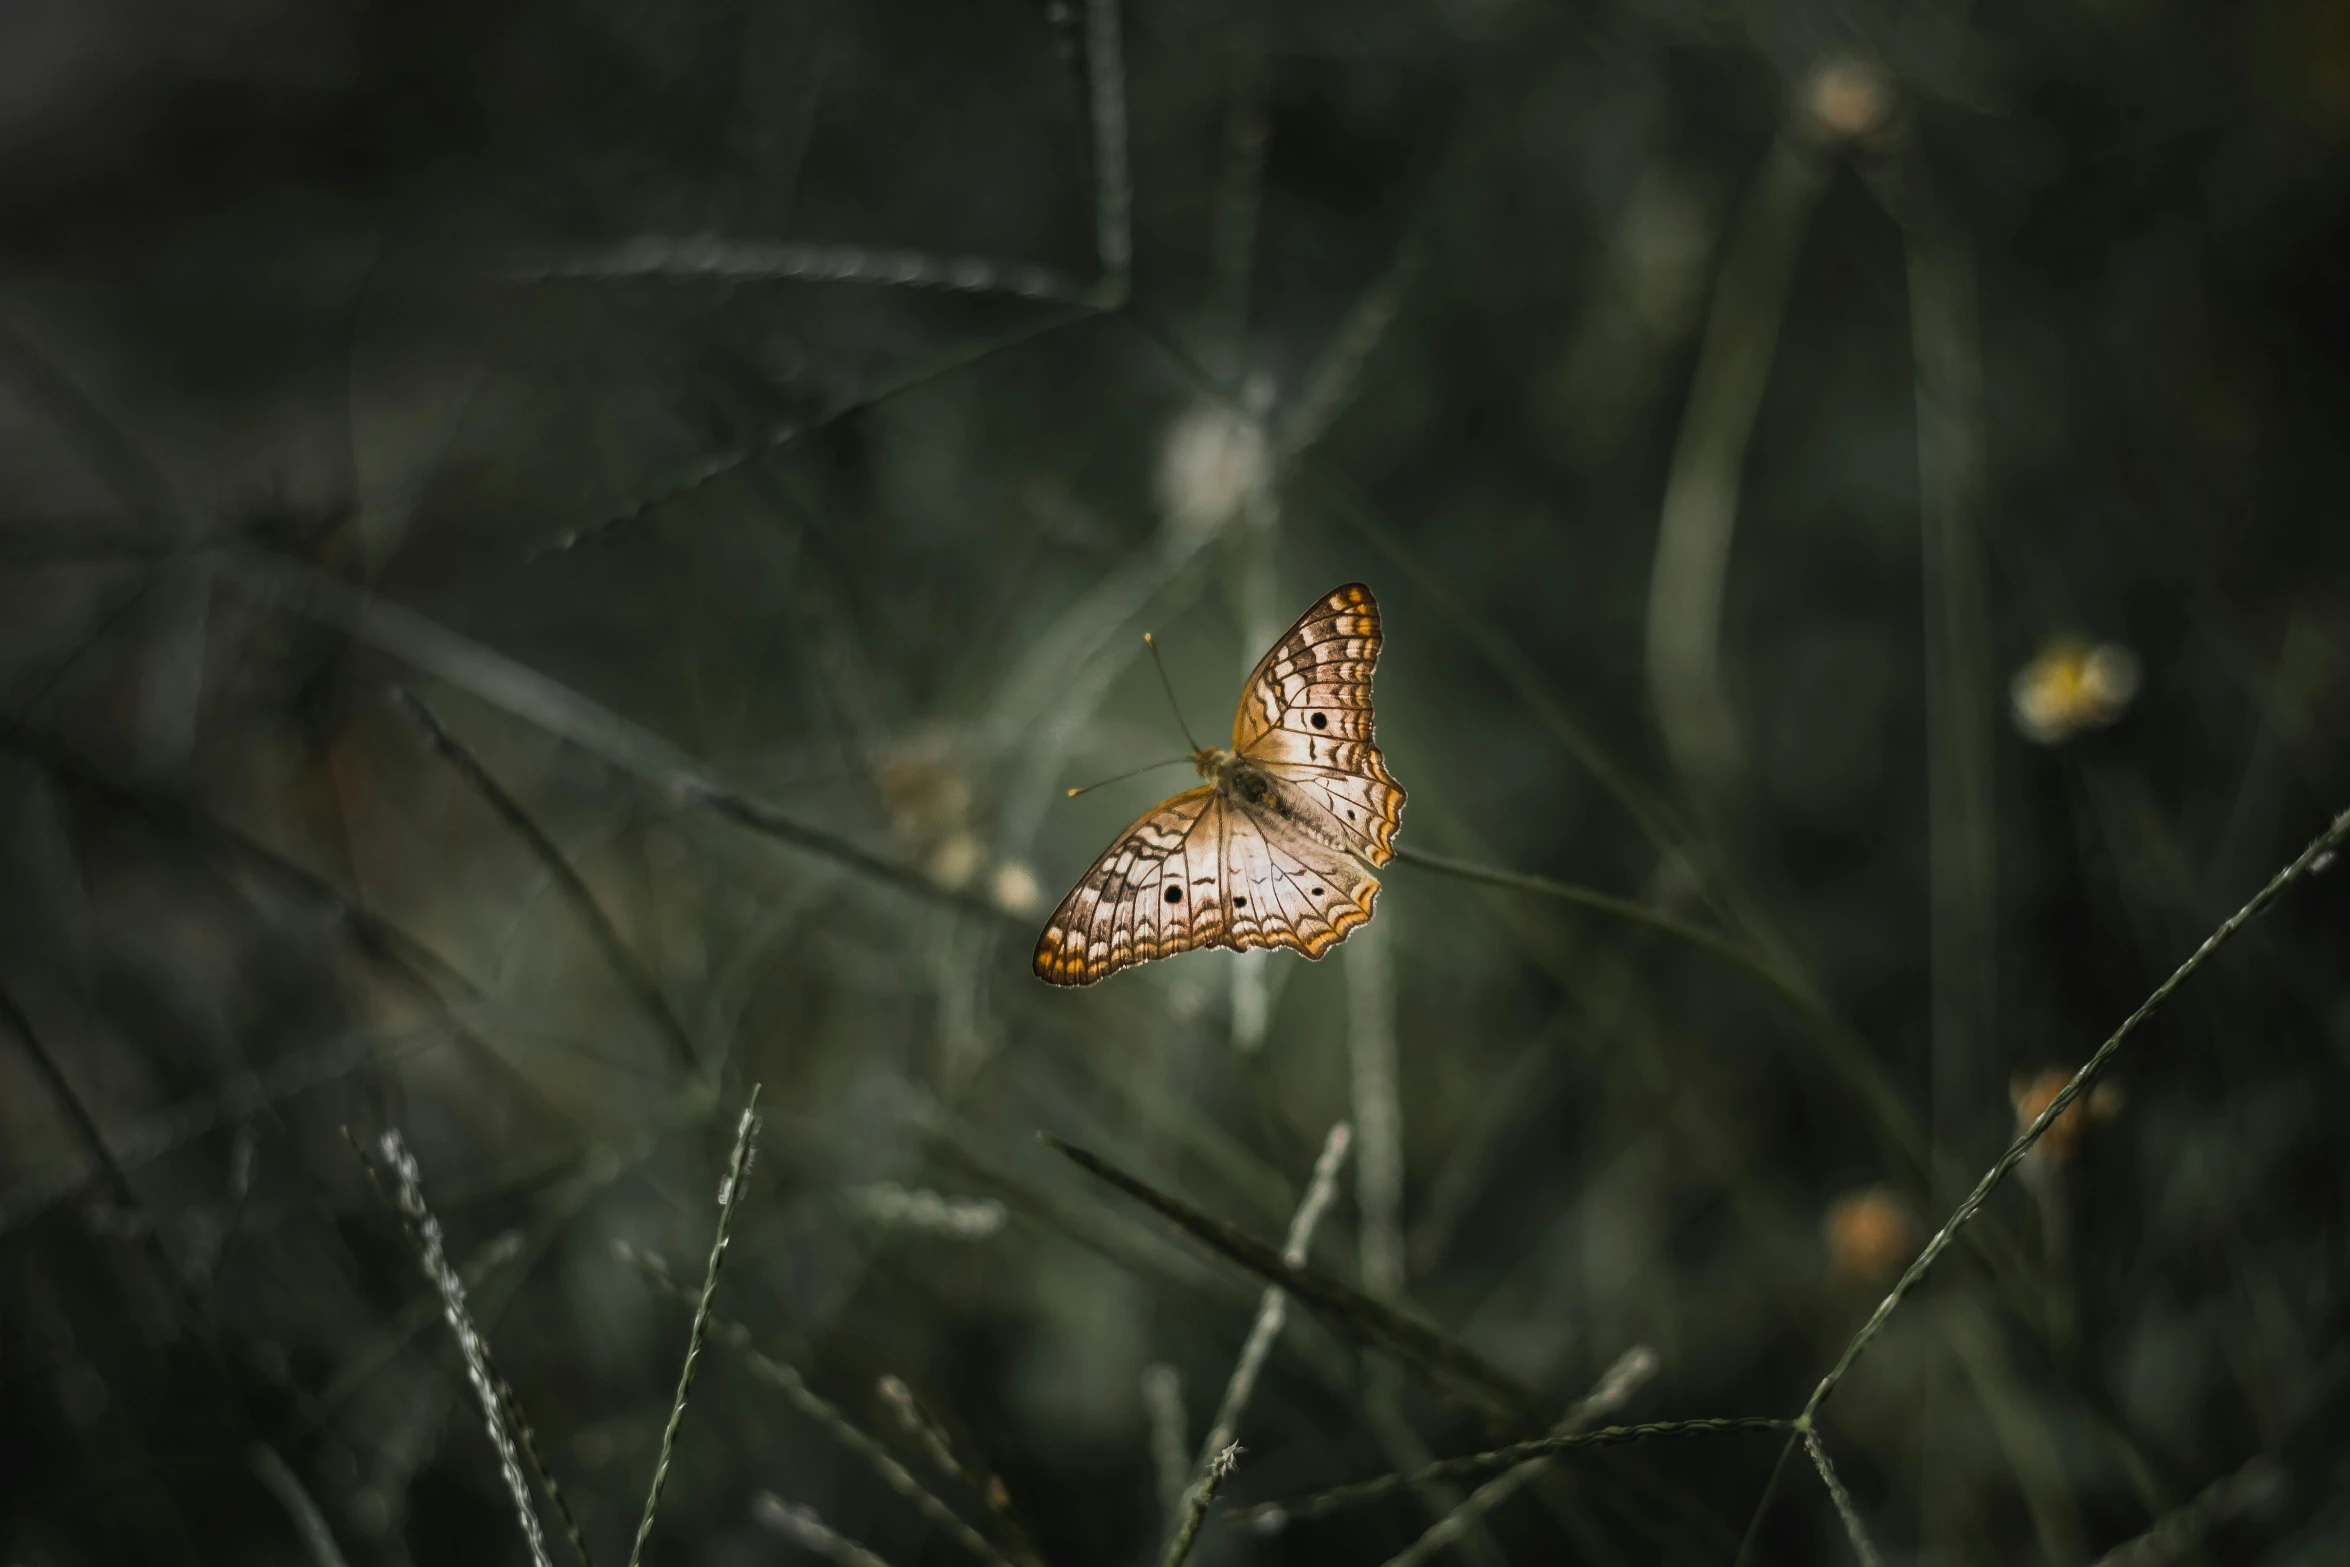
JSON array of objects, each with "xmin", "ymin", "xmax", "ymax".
[
  {"xmin": 1034, "ymin": 788, "xmax": 1226, "ymax": 986},
  {"xmin": 1232, "ymin": 582, "xmax": 1405, "ymax": 865},
  {"xmin": 1219, "ymin": 798, "xmax": 1381, "ymax": 959}
]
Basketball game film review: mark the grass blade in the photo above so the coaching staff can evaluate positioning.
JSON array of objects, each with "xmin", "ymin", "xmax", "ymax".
[
  {"xmin": 1084, "ymin": 0, "xmax": 1131, "ymax": 294},
  {"xmin": 755, "ymin": 1496, "xmax": 900, "ymax": 1567},
  {"xmin": 394, "ymin": 687, "xmax": 698, "ymax": 1075},
  {"xmin": 619, "ymin": 1244, "xmax": 1022, "ymax": 1567},
  {"xmin": 1381, "ymin": 1346, "xmax": 1659, "ymax": 1567},
  {"xmin": 1039, "ymin": 1133, "xmax": 1539, "ymax": 1419},
  {"xmin": 1645, "ymin": 132, "xmax": 1828, "ymax": 791},
  {"xmin": 1191, "ymin": 1123, "xmax": 1352, "ymax": 1471},
  {"xmin": 627, "ymin": 1087, "xmax": 764, "ymax": 1567},
  {"xmin": 1158, "ymin": 1444, "xmax": 1241, "ymax": 1567},
  {"xmin": 2089, "ymin": 1459, "xmax": 2283, "ymax": 1567},
  {"xmin": 373, "ymin": 1127, "xmax": 554, "ymax": 1567},
  {"xmin": 247, "ymin": 1444, "xmax": 354, "ymax": 1567},
  {"xmin": 212, "ymin": 548, "xmax": 1016, "ymax": 925},
  {"xmin": 1801, "ymin": 1428, "xmax": 1884, "ymax": 1567},
  {"xmin": 1142, "ymin": 1364, "xmax": 1189, "ymax": 1525},
  {"xmin": 1801, "ymin": 802, "xmax": 2350, "ymax": 1423},
  {"xmin": 1390, "ymin": 843, "xmax": 1787, "ymax": 995},
  {"xmin": 1224, "ymin": 1417, "xmax": 1795, "ymax": 1532},
  {"xmin": 514, "ymin": 238, "xmax": 1087, "ymax": 302}
]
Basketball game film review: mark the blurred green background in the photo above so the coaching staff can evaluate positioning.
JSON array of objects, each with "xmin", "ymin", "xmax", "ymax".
[{"xmin": 4, "ymin": 1, "xmax": 2349, "ymax": 1563}]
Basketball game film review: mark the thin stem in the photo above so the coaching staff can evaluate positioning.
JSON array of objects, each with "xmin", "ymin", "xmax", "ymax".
[
  {"xmin": 1345, "ymin": 916, "xmax": 1405, "ymax": 1301},
  {"xmin": 373, "ymin": 1128, "xmax": 553, "ymax": 1567},
  {"xmin": 1278, "ymin": 243, "xmax": 1425, "ymax": 457},
  {"xmin": 513, "ymin": 238, "xmax": 1088, "ymax": 302},
  {"xmin": 1084, "ymin": 0, "xmax": 1132, "ymax": 294},
  {"xmin": 1389, "ymin": 843, "xmax": 1784, "ymax": 993},
  {"xmin": 1382, "ymin": 1346, "xmax": 1659, "ymax": 1567},
  {"xmin": 1192, "ymin": 1124, "xmax": 1353, "ymax": 1470},
  {"xmin": 0, "ymin": 734, "xmax": 483, "ymax": 1002},
  {"xmin": 393, "ymin": 687, "xmax": 699, "ymax": 1076},
  {"xmin": 1198, "ymin": 49, "xmax": 1267, "ymax": 379},
  {"xmin": 0, "ymin": 980, "xmax": 167, "ymax": 1248},
  {"xmin": 1730, "ymin": 1433, "xmax": 1799, "ymax": 1567},
  {"xmin": 621, "ymin": 1244, "xmax": 1020, "ymax": 1567},
  {"xmin": 2088, "ymin": 1457, "xmax": 2282, "ymax": 1567},
  {"xmin": 1802, "ymin": 803, "xmax": 2350, "ymax": 1424},
  {"xmin": 627, "ymin": 1087, "xmax": 764, "ymax": 1567},
  {"xmin": 213, "ymin": 549, "xmax": 1019, "ymax": 927},
  {"xmin": 1903, "ymin": 187, "xmax": 1999, "ymax": 1191},
  {"xmin": 755, "ymin": 1496, "xmax": 900, "ymax": 1567},
  {"xmin": 1645, "ymin": 132, "xmax": 1828, "ymax": 791},
  {"xmin": 247, "ymin": 1444, "xmax": 354, "ymax": 1567},
  {"xmin": 1222, "ymin": 1418, "xmax": 1795, "ymax": 1532},
  {"xmin": 1141, "ymin": 1364, "xmax": 1191, "ymax": 1527},
  {"xmin": 5, "ymin": 567, "xmax": 163, "ymax": 732},
  {"xmin": 1039, "ymin": 1133, "xmax": 1539, "ymax": 1418},
  {"xmin": 1158, "ymin": 1444, "xmax": 1241, "ymax": 1567},
  {"xmin": 1392, "ymin": 836, "xmax": 2037, "ymax": 1270},
  {"xmin": 0, "ymin": 319, "xmax": 187, "ymax": 537},
  {"xmin": 1802, "ymin": 1429, "xmax": 1884, "ymax": 1567},
  {"xmin": 533, "ymin": 305, "xmax": 1094, "ymax": 555},
  {"xmin": 495, "ymin": 1380, "xmax": 596, "ymax": 1567},
  {"xmin": 0, "ymin": 972, "xmax": 272, "ymax": 1470}
]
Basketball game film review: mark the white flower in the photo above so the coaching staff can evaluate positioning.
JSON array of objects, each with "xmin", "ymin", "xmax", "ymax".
[{"xmin": 1158, "ymin": 400, "xmax": 1272, "ymax": 541}]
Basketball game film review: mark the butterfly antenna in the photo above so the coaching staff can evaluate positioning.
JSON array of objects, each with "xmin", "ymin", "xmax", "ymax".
[
  {"xmin": 1064, "ymin": 757, "xmax": 1192, "ymax": 798},
  {"xmin": 1142, "ymin": 632, "xmax": 1205, "ymax": 753}
]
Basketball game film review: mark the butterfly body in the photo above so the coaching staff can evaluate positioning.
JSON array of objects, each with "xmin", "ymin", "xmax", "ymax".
[
  {"xmin": 1035, "ymin": 584, "xmax": 1405, "ymax": 987},
  {"xmin": 1193, "ymin": 747, "xmax": 1277, "ymax": 814}
]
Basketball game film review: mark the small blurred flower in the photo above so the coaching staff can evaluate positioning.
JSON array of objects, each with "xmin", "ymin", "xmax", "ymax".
[
  {"xmin": 928, "ymin": 832, "xmax": 984, "ymax": 891},
  {"xmin": 878, "ymin": 750, "xmax": 973, "ymax": 842},
  {"xmin": 1157, "ymin": 399, "xmax": 1272, "ymax": 541},
  {"xmin": 991, "ymin": 859, "xmax": 1044, "ymax": 916},
  {"xmin": 2011, "ymin": 636, "xmax": 2141, "ymax": 744},
  {"xmin": 2010, "ymin": 1068, "xmax": 2124, "ymax": 1165},
  {"xmin": 1823, "ymin": 1185, "xmax": 1919, "ymax": 1286},
  {"xmin": 1804, "ymin": 56, "xmax": 1892, "ymax": 143},
  {"xmin": 871, "ymin": 745, "xmax": 1050, "ymax": 916},
  {"xmin": 1162, "ymin": 965, "xmax": 1212, "ymax": 1023}
]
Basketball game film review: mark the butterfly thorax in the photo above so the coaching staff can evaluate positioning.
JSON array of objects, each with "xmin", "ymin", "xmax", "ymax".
[
  {"xmin": 1193, "ymin": 746, "xmax": 1253, "ymax": 791},
  {"xmin": 1196, "ymin": 747, "xmax": 1290, "ymax": 817}
]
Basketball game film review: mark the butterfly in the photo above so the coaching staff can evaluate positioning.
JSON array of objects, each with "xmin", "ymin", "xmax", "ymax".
[{"xmin": 1034, "ymin": 583, "xmax": 1405, "ymax": 986}]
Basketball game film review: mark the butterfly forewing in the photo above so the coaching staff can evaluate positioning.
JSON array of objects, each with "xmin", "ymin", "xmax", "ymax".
[{"xmin": 1232, "ymin": 582, "xmax": 1405, "ymax": 865}]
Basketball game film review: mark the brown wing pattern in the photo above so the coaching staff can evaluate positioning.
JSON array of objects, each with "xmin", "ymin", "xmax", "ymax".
[
  {"xmin": 1231, "ymin": 582, "xmax": 1405, "ymax": 865},
  {"xmin": 1033, "ymin": 788, "xmax": 1228, "ymax": 986},
  {"xmin": 1217, "ymin": 800, "xmax": 1381, "ymax": 959},
  {"xmin": 1032, "ymin": 790, "xmax": 1383, "ymax": 985},
  {"xmin": 1037, "ymin": 583, "xmax": 1402, "ymax": 986}
]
